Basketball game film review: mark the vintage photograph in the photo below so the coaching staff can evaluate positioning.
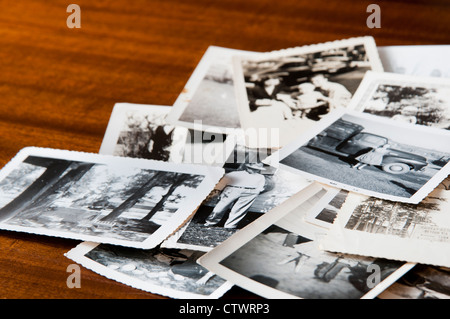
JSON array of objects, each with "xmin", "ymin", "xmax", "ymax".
[
  {"xmin": 0, "ymin": 147, "xmax": 223, "ymax": 248},
  {"xmin": 305, "ymin": 188, "xmax": 349, "ymax": 229},
  {"xmin": 271, "ymin": 109, "xmax": 450, "ymax": 203},
  {"xmin": 66, "ymin": 242, "xmax": 233, "ymax": 299},
  {"xmin": 232, "ymin": 36, "xmax": 384, "ymax": 148},
  {"xmin": 198, "ymin": 184, "xmax": 414, "ymax": 299},
  {"xmin": 165, "ymin": 46, "xmax": 258, "ymax": 133},
  {"xmin": 181, "ymin": 129, "xmax": 231, "ymax": 166},
  {"xmin": 99, "ymin": 103, "xmax": 188, "ymax": 163},
  {"xmin": 320, "ymin": 177, "xmax": 450, "ymax": 268},
  {"xmin": 378, "ymin": 45, "xmax": 450, "ymax": 79},
  {"xmin": 163, "ymin": 142, "xmax": 311, "ymax": 251},
  {"xmin": 348, "ymin": 71, "xmax": 450, "ymax": 130},
  {"xmin": 378, "ymin": 264, "xmax": 450, "ymax": 299}
]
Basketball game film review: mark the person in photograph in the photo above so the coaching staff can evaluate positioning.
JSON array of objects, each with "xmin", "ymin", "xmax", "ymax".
[
  {"xmin": 247, "ymin": 76, "xmax": 284, "ymax": 109},
  {"xmin": 282, "ymin": 82, "xmax": 330, "ymax": 120},
  {"xmin": 203, "ymin": 163, "xmax": 266, "ymax": 229},
  {"xmin": 310, "ymin": 73, "xmax": 352, "ymax": 110},
  {"xmin": 352, "ymin": 143, "xmax": 391, "ymax": 170}
]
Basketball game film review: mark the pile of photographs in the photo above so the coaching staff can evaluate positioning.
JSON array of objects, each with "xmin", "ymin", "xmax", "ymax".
[{"xmin": 0, "ymin": 36, "xmax": 449, "ymax": 299}]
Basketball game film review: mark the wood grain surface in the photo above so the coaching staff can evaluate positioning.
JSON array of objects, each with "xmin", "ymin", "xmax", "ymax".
[{"xmin": 0, "ymin": 0, "xmax": 448, "ymax": 299}]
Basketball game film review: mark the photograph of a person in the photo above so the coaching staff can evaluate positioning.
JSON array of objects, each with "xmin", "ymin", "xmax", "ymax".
[
  {"xmin": 349, "ymin": 71, "xmax": 450, "ymax": 130},
  {"xmin": 273, "ymin": 109, "xmax": 450, "ymax": 203},
  {"xmin": 232, "ymin": 36, "xmax": 383, "ymax": 147},
  {"xmin": 66, "ymin": 242, "xmax": 233, "ymax": 299},
  {"xmin": 99, "ymin": 103, "xmax": 188, "ymax": 163},
  {"xmin": 0, "ymin": 148, "xmax": 223, "ymax": 249},
  {"xmin": 163, "ymin": 143, "xmax": 310, "ymax": 251}
]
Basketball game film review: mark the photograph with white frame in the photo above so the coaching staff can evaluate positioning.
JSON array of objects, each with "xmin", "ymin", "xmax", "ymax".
[
  {"xmin": 268, "ymin": 109, "xmax": 450, "ymax": 204},
  {"xmin": 232, "ymin": 36, "xmax": 384, "ymax": 148},
  {"xmin": 0, "ymin": 147, "xmax": 223, "ymax": 249},
  {"xmin": 66, "ymin": 241, "xmax": 233, "ymax": 299},
  {"xmin": 304, "ymin": 187, "xmax": 349, "ymax": 229},
  {"xmin": 348, "ymin": 71, "xmax": 450, "ymax": 130},
  {"xmin": 165, "ymin": 46, "xmax": 258, "ymax": 133},
  {"xmin": 320, "ymin": 177, "xmax": 450, "ymax": 268},
  {"xmin": 377, "ymin": 45, "xmax": 450, "ymax": 78},
  {"xmin": 198, "ymin": 184, "xmax": 415, "ymax": 299},
  {"xmin": 163, "ymin": 136, "xmax": 311, "ymax": 251},
  {"xmin": 99, "ymin": 103, "xmax": 188, "ymax": 163}
]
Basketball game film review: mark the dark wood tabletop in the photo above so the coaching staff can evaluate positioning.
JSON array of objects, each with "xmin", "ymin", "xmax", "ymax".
[{"xmin": 0, "ymin": 0, "xmax": 448, "ymax": 299}]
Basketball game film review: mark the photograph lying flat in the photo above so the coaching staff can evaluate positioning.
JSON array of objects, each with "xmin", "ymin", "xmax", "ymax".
[
  {"xmin": 99, "ymin": 103, "xmax": 188, "ymax": 163},
  {"xmin": 232, "ymin": 36, "xmax": 383, "ymax": 148},
  {"xmin": 320, "ymin": 177, "xmax": 450, "ymax": 268},
  {"xmin": 166, "ymin": 46, "xmax": 258, "ymax": 133},
  {"xmin": 348, "ymin": 71, "xmax": 450, "ymax": 130},
  {"xmin": 0, "ymin": 147, "xmax": 223, "ymax": 249},
  {"xmin": 163, "ymin": 139, "xmax": 310, "ymax": 251},
  {"xmin": 267, "ymin": 109, "xmax": 450, "ymax": 204},
  {"xmin": 66, "ymin": 242, "xmax": 233, "ymax": 299},
  {"xmin": 198, "ymin": 184, "xmax": 415, "ymax": 299}
]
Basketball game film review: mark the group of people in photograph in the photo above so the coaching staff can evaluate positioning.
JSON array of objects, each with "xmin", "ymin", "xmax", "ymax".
[{"xmin": 247, "ymin": 73, "xmax": 352, "ymax": 122}]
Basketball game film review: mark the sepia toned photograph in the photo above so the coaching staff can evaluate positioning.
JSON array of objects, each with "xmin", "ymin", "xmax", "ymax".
[
  {"xmin": 198, "ymin": 185, "xmax": 414, "ymax": 299},
  {"xmin": 66, "ymin": 242, "xmax": 233, "ymax": 299},
  {"xmin": 320, "ymin": 177, "xmax": 450, "ymax": 268},
  {"xmin": 378, "ymin": 264, "xmax": 450, "ymax": 299},
  {"xmin": 232, "ymin": 36, "xmax": 384, "ymax": 148},
  {"xmin": 99, "ymin": 103, "xmax": 188, "ymax": 163},
  {"xmin": 163, "ymin": 141, "xmax": 310, "ymax": 251},
  {"xmin": 0, "ymin": 147, "xmax": 223, "ymax": 249},
  {"xmin": 270, "ymin": 109, "xmax": 450, "ymax": 204},
  {"xmin": 166, "ymin": 46, "xmax": 258, "ymax": 133},
  {"xmin": 348, "ymin": 71, "xmax": 450, "ymax": 130}
]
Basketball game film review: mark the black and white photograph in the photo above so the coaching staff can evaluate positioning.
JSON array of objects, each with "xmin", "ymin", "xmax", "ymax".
[
  {"xmin": 232, "ymin": 36, "xmax": 384, "ymax": 148},
  {"xmin": 270, "ymin": 109, "xmax": 450, "ymax": 204},
  {"xmin": 378, "ymin": 45, "xmax": 450, "ymax": 79},
  {"xmin": 348, "ymin": 71, "xmax": 450, "ymax": 130},
  {"xmin": 320, "ymin": 177, "xmax": 450, "ymax": 268},
  {"xmin": 305, "ymin": 188, "xmax": 349, "ymax": 229},
  {"xmin": 163, "ymin": 142, "xmax": 311, "ymax": 251},
  {"xmin": 66, "ymin": 242, "xmax": 233, "ymax": 299},
  {"xmin": 378, "ymin": 264, "xmax": 450, "ymax": 299},
  {"xmin": 165, "ymin": 46, "xmax": 258, "ymax": 133},
  {"xmin": 198, "ymin": 185, "xmax": 414, "ymax": 299},
  {"xmin": 0, "ymin": 147, "xmax": 224, "ymax": 249},
  {"xmin": 99, "ymin": 103, "xmax": 188, "ymax": 163}
]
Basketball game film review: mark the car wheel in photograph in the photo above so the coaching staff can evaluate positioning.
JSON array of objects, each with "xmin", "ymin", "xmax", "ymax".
[{"xmin": 382, "ymin": 163, "xmax": 411, "ymax": 174}]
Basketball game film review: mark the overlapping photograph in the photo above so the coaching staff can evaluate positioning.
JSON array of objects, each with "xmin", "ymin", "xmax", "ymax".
[
  {"xmin": 163, "ymin": 139, "xmax": 311, "ymax": 251},
  {"xmin": 320, "ymin": 177, "xmax": 450, "ymax": 268},
  {"xmin": 198, "ymin": 184, "xmax": 415, "ymax": 299},
  {"xmin": 348, "ymin": 71, "xmax": 450, "ymax": 130},
  {"xmin": 0, "ymin": 147, "xmax": 223, "ymax": 249},
  {"xmin": 66, "ymin": 242, "xmax": 233, "ymax": 299},
  {"xmin": 268, "ymin": 109, "xmax": 450, "ymax": 204},
  {"xmin": 99, "ymin": 103, "xmax": 188, "ymax": 163},
  {"xmin": 232, "ymin": 36, "xmax": 384, "ymax": 148},
  {"xmin": 165, "ymin": 46, "xmax": 258, "ymax": 133}
]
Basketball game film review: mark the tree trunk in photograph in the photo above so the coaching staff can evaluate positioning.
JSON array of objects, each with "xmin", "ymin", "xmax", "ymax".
[
  {"xmin": 100, "ymin": 171, "xmax": 165, "ymax": 222},
  {"xmin": 142, "ymin": 173, "xmax": 189, "ymax": 221},
  {"xmin": 0, "ymin": 159, "xmax": 73, "ymax": 222},
  {"xmin": 29, "ymin": 162, "xmax": 95, "ymax": 209}
]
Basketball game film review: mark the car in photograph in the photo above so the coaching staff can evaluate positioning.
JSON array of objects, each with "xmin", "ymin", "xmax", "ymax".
[{"xmin": 307, "ymin": 118, "xmax": 429, "ymax": 174}]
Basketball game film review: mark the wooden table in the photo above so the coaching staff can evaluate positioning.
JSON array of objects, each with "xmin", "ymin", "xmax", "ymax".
[{"xmin": 0, "ymin": 0, "xmax": 448, "ymax": 299}]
